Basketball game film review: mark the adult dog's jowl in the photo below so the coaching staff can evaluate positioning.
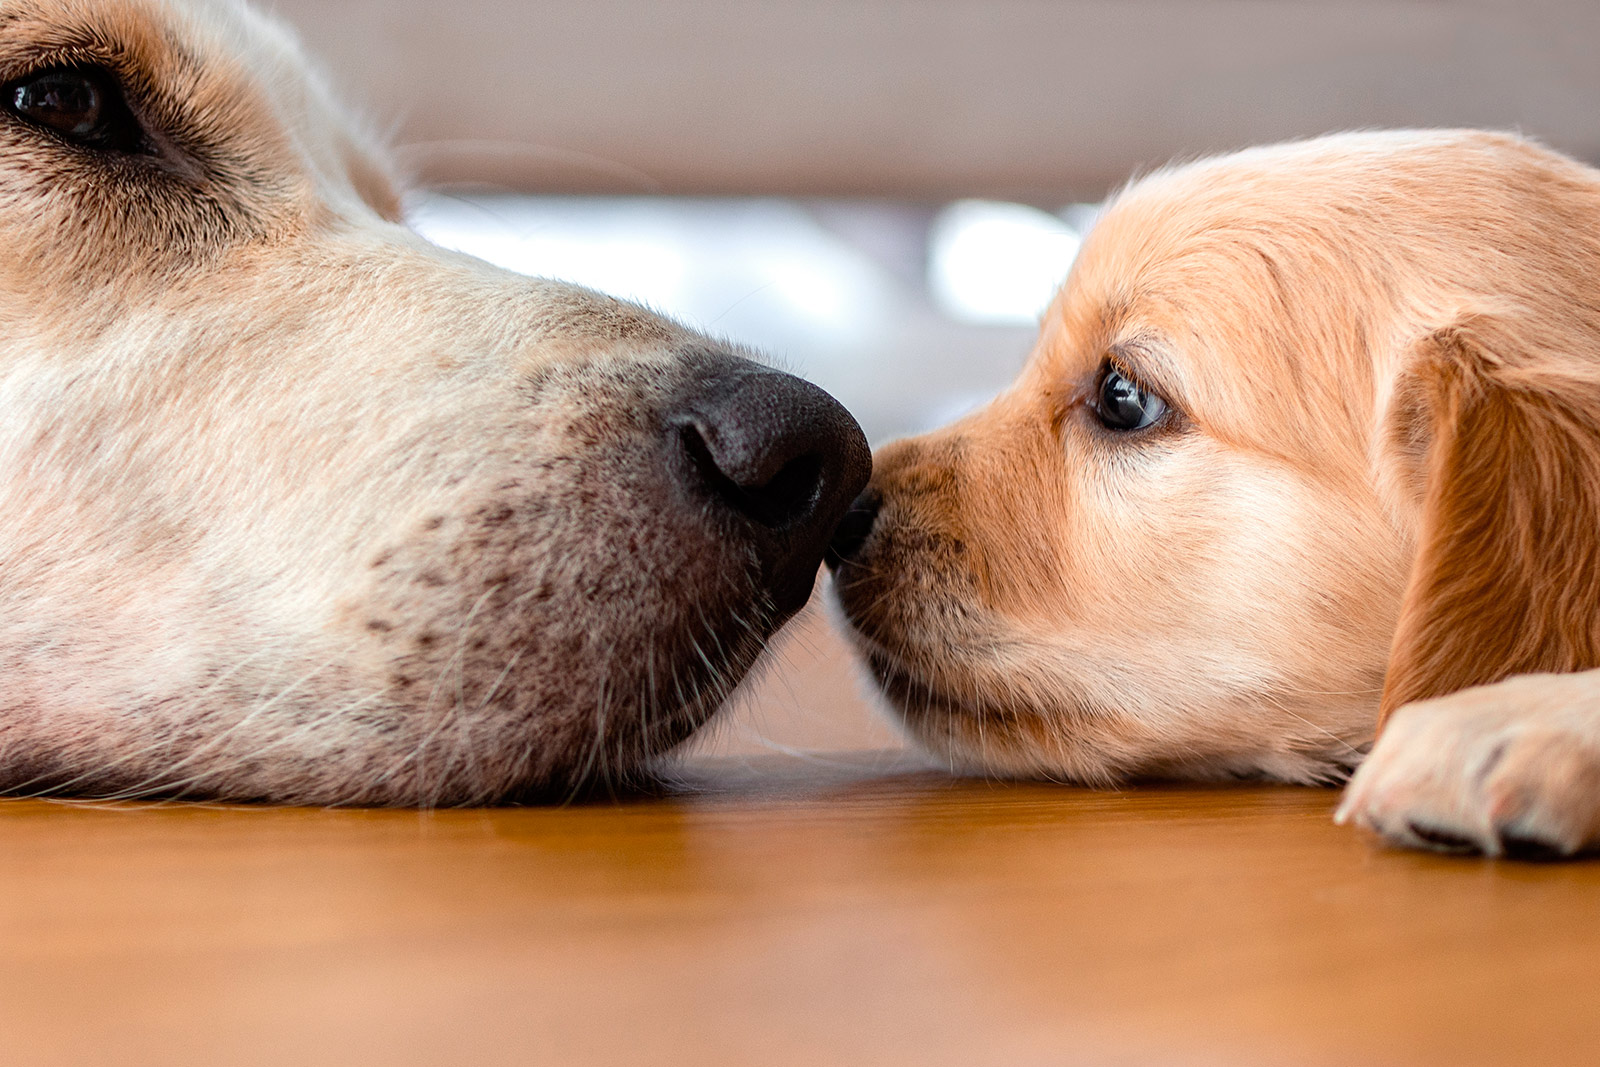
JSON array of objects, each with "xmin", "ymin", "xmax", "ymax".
[{"xmin": 0, "ymin": 0, "xmax": 869, "ymax": 803}]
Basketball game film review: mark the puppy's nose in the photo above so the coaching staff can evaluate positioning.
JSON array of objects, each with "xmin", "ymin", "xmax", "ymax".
[
  {"xmin": 671, "ymin": 362, "xmax": 871, "ymax": 613},
  {"xmin": 824, "ymin": 489, "xmax": 881, "ymax": 569}
]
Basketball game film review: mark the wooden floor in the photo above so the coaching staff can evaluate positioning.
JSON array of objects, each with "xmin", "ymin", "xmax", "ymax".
[{"xmin": 3, "ymin": 749, "xmax": 1598, "ymax": 1067}]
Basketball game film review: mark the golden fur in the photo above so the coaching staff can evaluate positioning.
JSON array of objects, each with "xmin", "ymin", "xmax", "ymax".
[
  {"xmin": 833, "ymin": 129, "xmax": 1600, "ymax": 857},
  {"xmin": 0, "ymin": 0, "xmax": 856, "ymax": 803}
]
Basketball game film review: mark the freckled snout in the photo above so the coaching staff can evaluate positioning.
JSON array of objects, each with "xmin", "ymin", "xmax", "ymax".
[{"xmin": 670, "ymin": 360, "xmax": 871, "ymax": 614}]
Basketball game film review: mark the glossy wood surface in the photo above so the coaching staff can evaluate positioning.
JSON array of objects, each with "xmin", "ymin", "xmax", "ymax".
[{"xmin": 2, "ymin": 749, "xmax": 1597, "ymax": 1067}]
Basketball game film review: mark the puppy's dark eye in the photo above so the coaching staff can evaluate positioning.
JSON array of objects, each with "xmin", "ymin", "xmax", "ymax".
[
  {"xmin": 1094, "ymin": 364, "xmax": 1168, "ymax": 432},
  {"xmin": 5, "ymin": 66, "xmax": 144, "ymax": 152}
]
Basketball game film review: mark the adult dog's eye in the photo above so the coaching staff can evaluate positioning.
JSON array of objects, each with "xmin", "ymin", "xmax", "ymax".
[
  {"xmin": 1094, "ymin": 364, "xmax": 1168, "ymax": 432},
  {"xmin": 6, "ymin": 67, "xmax": 144, "ymax": 152}
]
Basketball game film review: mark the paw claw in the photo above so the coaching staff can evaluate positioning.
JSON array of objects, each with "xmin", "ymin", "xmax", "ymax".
[
  {"xmin": 1342, "ymin": 675, "xmax": 1600, "ymax": 859},
  {"xmin": 1496, "ymin": 830, "xmax": 1573, "ymax": 863}
]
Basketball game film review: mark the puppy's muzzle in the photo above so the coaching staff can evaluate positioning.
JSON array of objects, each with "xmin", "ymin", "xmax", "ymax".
[{"xmin": 670, "ymin": 358, "xmax": 871, "ymax": 613}]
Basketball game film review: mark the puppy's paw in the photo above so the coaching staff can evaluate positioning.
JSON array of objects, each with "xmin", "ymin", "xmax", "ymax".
[{"xmin": 1335, "ymin": 672, "xmax": 1600, "ymax": 859}]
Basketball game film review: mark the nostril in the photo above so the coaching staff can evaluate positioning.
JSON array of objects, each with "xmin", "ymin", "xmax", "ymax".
[
  {"xmin": 667, "ymin": 358, "xmax": 871, "ymax": 618},
  {"xmin": 746, "ymin": 453, "xmax": 824, "ymax": 528},
  {"xmin": 677, "ymin": 419, "xmax": 825, "ymax": 530},
  {"xmin": 825, "ymin": 488, "xmax": 881, "ymax": 568}
]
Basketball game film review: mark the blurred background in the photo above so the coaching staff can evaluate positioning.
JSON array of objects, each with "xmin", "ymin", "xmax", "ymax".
[{"xmin": 266, "ymin": 0, "xmax": 1600, "ymax": 759}]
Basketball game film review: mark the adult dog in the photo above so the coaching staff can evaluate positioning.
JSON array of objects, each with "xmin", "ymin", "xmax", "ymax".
[
  {"xmin": 831, "ymin": 129, "xmax": 1600, "ymax": 858},
  {"xmin": 0, "ymin": 0, "xmax": 868, "ymax": 803}
]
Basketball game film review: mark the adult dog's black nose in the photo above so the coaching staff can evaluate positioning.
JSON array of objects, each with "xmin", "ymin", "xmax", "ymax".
[{"xmin": 671, "ymin": 360, "xmax": 871, "ymax": 614}]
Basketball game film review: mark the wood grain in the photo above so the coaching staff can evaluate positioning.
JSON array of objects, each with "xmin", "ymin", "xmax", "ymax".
[{"xmin": 0, "ymin": 750, "xmax": 1595, "ymax": 1066}]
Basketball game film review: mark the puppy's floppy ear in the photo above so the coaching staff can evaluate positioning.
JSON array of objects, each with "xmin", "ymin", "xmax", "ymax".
[{"xmin": 1380, "ymin": 314, "xmax": 1600, "ymax": 726}]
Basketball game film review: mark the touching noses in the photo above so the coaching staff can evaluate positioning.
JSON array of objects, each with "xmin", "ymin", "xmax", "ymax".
[
  {"xmin": 824, "ymin": 489, "xmax": 882, "ymax": 570},
  {"xmin": 668, "ymin": 358, "xmax": 872, "ymax": 613}
]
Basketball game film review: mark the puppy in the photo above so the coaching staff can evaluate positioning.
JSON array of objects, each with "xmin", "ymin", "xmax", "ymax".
[
  {"xmin": 0, "ymin": 0, "xmax": 868, "ymax": 804},
  {"xmin": 830, "ymin": 129, "xmax": 1600, "ymax": 858}
]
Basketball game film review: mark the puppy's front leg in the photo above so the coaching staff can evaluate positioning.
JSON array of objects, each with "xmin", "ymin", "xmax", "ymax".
[{"xmin": 1336, "ymin": 670, "xmax": 1600, "ymax": 858}]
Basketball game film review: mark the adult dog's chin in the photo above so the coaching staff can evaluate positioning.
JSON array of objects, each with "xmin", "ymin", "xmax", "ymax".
[{"xmin": 515, "ymin": 592, "xmax": 792, "ymax": 802}]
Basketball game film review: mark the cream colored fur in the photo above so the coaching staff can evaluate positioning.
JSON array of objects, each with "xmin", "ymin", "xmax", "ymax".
[{"xmin": 0, "ymin": 0, "xmax": 783, "ymax": 803}]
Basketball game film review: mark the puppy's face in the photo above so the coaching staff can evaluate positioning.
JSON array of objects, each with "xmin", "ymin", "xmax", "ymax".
[
  {"xmin": 834, "ymin": 131, "xmax": 1600, "ymax": 784},
  {"xmin": 0, "ymin": 0, "xmax": 868, "ymax": 803}
]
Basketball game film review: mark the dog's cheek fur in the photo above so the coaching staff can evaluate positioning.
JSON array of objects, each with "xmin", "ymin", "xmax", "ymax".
[
  {"xmin": 838, "ymin": 398, "xmax": 1403, "ymax": 784},
  {"xmin": 0, "ymin": 368, "xmax": 768, "ymax": 806},
  {"xmin": 0, "ymin": 231, "xmax": 771, "ymax": 803},
  {"xmin": 339, "ymin": 370, "xmax": 773, "ymax": 805}
]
